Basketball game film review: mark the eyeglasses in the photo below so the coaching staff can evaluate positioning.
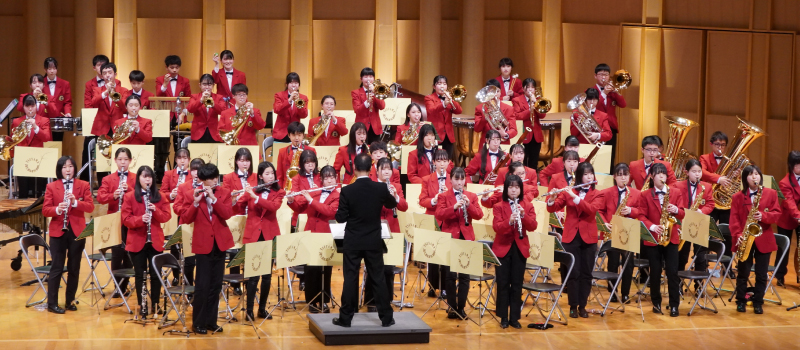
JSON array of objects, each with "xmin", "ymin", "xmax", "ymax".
[
  {"xmin": 234, "ymin": 93, "xmax": 248, "ymax": 98},
  {"xmin": 712, "ymin": 143, "xmax": 727, "ymax": 147},
  {"xmin": 643, "ymin": 148, "xmax": 660, "ymax": 153}
]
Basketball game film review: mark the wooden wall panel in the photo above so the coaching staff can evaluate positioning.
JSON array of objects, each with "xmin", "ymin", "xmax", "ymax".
[
  {"xmin": 766, "ymin": 119, "xmax": 788, "ymax": 178},
  {"xmin": 96, "ymin": 18, "xmax": 114, "ymax": 61},
  {"xmin": 562, "ymin": 0, "xmax": 642, "ymax": 25},
  {"xmin": 508, "ymin": 21, "xmax": 544, "ymax": 86},
  {"xmin": 313, "ymin": 0, "xmax": 375, "ymax": 20},
  {"xmin": 397, "ymin": 0, "xmax": 419, "ymax": 20},
  {"xmin": 396, "ymin": 20, "xmax": 419, "ymax": 93},
  {"xmin": 560, "ymin": 23, "xmax": 621, "ymax": 110},
  {"xmin": 663, "ymin": 0, "xmax": 750, "ymax": 29},
  {"xmin": 0, "ymin": 16, "xmax": 26, "ymax": 104},
  {"xmin": 226, "ymin": 0, "xmax": 291, "ymax": 20},
  {"xmin": 772, "ymin": 0, "xmax": 800, "ymax": 32},
  {"xmin": 312, "ymin": 20, "xmax": 375, "ymax": 104},
  {"xmin": 796, "ymin": 36, "xmax": 800, "ymax": 122},
  {"xmin": 0, "ymin": 0, "xmax": 23, "ymax": 16},
  {"xmin": 705, "ymin": 32, "xmax": 748, "ymax": 117},
  {"xmin": 440, "ymin": 20, "xmax": 462, "ymax": 88},
  {"xmin": 485, "ymin": 0, "xmax": 510, "ymax": 20},
  {"xmin": 137, "ymin": 0, "xmax": 202, "ymax": 18},
  {"xmin": 136, "ymin": 19, "xmax": 203, "ymax": 90},
  {"xmin": 51, "ymin": 0, "xmax": 74, "ymax": 17},
  {"xmin": 98, "ymin": 0, "xmax": 114, "ymax": 18},
  {"xmin": 509, "ymin": 0, "xmax": 543, "ymax": 21},
  {"xmin": 619, "ymin": 26, "xmax": 642, "ymax": 164},
  {"xmin": 659, "ymin": 28, "xmax": 703, "ymax": 154},
  {"xmin": 225, "ymin": 20, "xmax": 291, "ymax": 113},
  {"xmin": 441, "ymin": 0, "xmax": 463, "ymax": 20},
  {"xmin": 483, "ymin": 20, "xmax": 511, "ymax": 81},
  {"xmin": 767, "ymin": 34, "xmax": 793, "ymax": 121}
]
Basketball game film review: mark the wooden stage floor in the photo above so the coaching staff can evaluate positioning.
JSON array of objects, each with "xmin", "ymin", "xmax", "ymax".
[{"xmin": 3, "ymin": 256, "xmax": 800, "ymax": 349}]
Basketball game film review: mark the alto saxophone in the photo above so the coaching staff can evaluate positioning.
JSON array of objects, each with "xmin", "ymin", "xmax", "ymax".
[
  {"xmin": 736, "ymin": 186, "xmax": 763, "ymax": 262},
  {"xmin": 607, "ymin": 184, "xmax": 630, "ymax": 241},
  {"xmin": 657, "ymin": 185, "xmax": 678, "ymax": 247},
  {"xmin": 678, "ymin": 183, "xmax": 705, "ymax": 250}
]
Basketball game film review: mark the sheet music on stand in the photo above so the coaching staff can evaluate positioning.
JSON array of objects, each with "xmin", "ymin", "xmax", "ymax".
[
  {"xmin": 709, "ymin": 220, "xmax": 724, "ymax": 241},
  {"xmin": 227, "ymin": 245, "xmax": 246, "ymax": 268},
  {"xmin": 163, "ymin": 226, "xmax": 183, "ymax": 248},
  {"xmin": 0, "ymin": 99, "xmax": 18, "ymax": 126},
  {"xmin": 639, "ymin": 221, "xmax": 657, "ymax": 244},
  {"xmin": 75, "ymin": 219, "xmax": 95, "ymax": 241},
  {"xmin": 481, "ymin": 242, "xmax": 501, "ymax": 266}
]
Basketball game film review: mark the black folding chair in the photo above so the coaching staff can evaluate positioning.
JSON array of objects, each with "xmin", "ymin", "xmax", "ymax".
[
  {"xmin": 99, "ymin": 247, "xmax": 135, "ymax": 313},
  {"xmin": 761, "ymin": 234, "xmax": 789, "ymax": 305},
  {"xmin": 590, "ymin": 240, "xmax": 633, "ymax": 316},
  {"xmin": 19, "ymin": 234, "xmax": 64, "ymax": 307},
  {"xmin": 678, "ymin": 239, "xmax": 725, "ymax": 315},
  {"xmin": 523, "ymin": 250, "xmax": 574, "ymax": 329},
  {"xmin": 152, "ymin": 252, "xmax": 194, "ymax": 329}
]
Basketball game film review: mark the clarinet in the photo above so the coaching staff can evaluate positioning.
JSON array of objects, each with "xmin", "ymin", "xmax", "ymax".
[
  {"xmin": 117, "ymin": 173, "xmax": 126, "ymax": 210},
  {"xmin": 512, "ymin": 198, "xmax": 524, "ymax": 239},
  {"xmin": 144, "ymin": 187, "xmax": 152, "ymax": 243},
  {"xmin": 61, "ymin": 177, "xmax": 71, "ymax": 233},
  {"xmin": 457, "ymin": 190, "xmax": 470, "ymax": 227},
  {"xmin": 385, "ymin": 178, "xmax": 398, "ymax": 218},
  {"xmin": 177, "ymin": 166, "xmax": 186, "ymax": 185}
]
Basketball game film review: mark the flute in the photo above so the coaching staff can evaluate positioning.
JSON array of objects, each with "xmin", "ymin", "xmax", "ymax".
[
  {"xmin": 475, "ymin": 179, "xmax": 530, "ymax": 196},
  {"xmin": 285, "ymin": 184, "xmax": 339, "ymax": 198},
  {"xmin": 538, "ymin": 181, "xmax": 597, "ymax": 198},
  {"xmin": 231, "ymin": 180, "xmax": 279, "ymax": 196},
  {"xmin": 193, "ymin": 183, "xmax": 220, "ymax": 196}
]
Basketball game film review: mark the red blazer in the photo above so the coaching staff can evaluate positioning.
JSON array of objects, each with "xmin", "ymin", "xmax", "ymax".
[
  {"xmin": 598, "ymin": 186, "xmax": 643, "ymax": 223},
  {"xmin": 368, "ymin": 167, "xmax": 401, "ymax": 184},
  {"xmin": 481, "ymin": 184, "xmax": 539, "ymax": 208},
  {"xmin": 155, "ymin": 75, "xmax": 192, "ymax": 98},
  {"xmin": 699, "ymin": 153, "xmax": 723, "ymax": 184},
  {"xmin": 173, "ymin": 181, "xmax": 199, "ymax": 225},
  {"xmin": 419, "ymin": 173, "xmax": 451, "ymax": 215},
  {"xmin": 333, "ymin": 145, "xmax": 370, "ymax": 184},
  {"xmin": 424, "ymin": 93, "xmax": 462, "ymax": 143},
  {"xmin": 539, "ymin": 157, "xmax": 584, "ymax": 187},
  {"xmin": 497, "ymin": 75, "xmax": 523, "ymax": 101},
  {"xmin": 307, "ymin": 116, "xmax": 347, "ymax": 146},
  {"xmin": 122, "ymin": 89, "xmax": 154, "ymax": 110},
  {"xmin": 494, "ymin": 166, "xmax": 538, "ymax": 188},
  {"xmin": 351, "ymin": 87, "xmax": 385, "ymax": 135},
  {"xmin": 212, "ymin": 68, "xmax": 247, "ymax": 102},
  {"xmin": 511, "ymin": 95, "xmax": 545, "ymax": 144},
  {"xmin": 11, "ymin": 116, "xmax": 51, "ymax": 147},
  {"xmin": 380, "ymin": 182, "xmax": 408, "ymax": 233},
  {"xmin": 219, "ymin": 107, "xmax": 266, "ymax": 146},
  {"xmin": 160, "ymin": 167, "xmax": 190, "ymax": 203},
  {"xmin": 629, "ymin": 159, "xmax": 678, "ymax": 190},
  {"xmin": 730, "ymin": 189, "xmax": 781, "ymax": 253},
  {"xmin": 492, "ymin": 200, "xmax": 537, "ymax": 258},
  {"xmin": 638, "ymin": 187, "xmax": 687, "ymax": 246},
  {"xmin": 591, "ymin": 85, "xmax": 626, "ymax": 131},
  {"xmin": 474, "ymin": 103, "xmax": 517, "ymax": 148},
  {"xmin": 547, "ymin": 188, "xmax": 603, "ymax": 244},
  {"xmin": 272, "ymin": 91, "xmax": 309, "ymax": 140},
  {"xmin": 466, "ymin": 150, "xmax": 506, "ymax": 184},
  {"xmin": 236, "ymin": 188, "xmax": 285, "ymax": 242},
  {"xmin": 407, "ymin": 149, "xmax": 454, "ymax": 184},
  {"xmin": 296, "ymin": 189, "xmax": 340, "ymax": 233},
  {"xmin": 675, "ymin": 180, "xmax": 715, "ymax": 215},
  {"xmin": 569, "ymin": 110, "xmax": 612, "ymax": 144},
  {"xmin": 97, "ymin": 171, "xmax": 137, "ymax": 214},
  {"xmin": 84, "ymin": 77, "xmax": 120, "ymax": 108},
  {"xmin": 43, "ymin": 179, "xmax": 95, "ymax": 237},
  {"xmin": 186, "ymin": 93, "xmax": 225, "ymax": 142},
  {"xmin": 222, "ymin": 171, "xmax": 258, "ymax": 215},
  {"xmin": 112, "ymin": 116, "xmax": 153, "ymax": 144},
  {"xmin": 435, "ymin": 189, "xmax": 483, "ymax": 241},
  {"xmin": 41, "ymin": 78, "xmax": 72, "ymax": 117},
  {"xmin": 122, "ymin": 193, "xmax": 172, "ymax": 253},
  {"xmin": 16, "ymin": 93, "xmax": 53, "ymax": 116},
  {"xmin": 90, "ymin": 86, "xmax": 128, "ymax": 136},
  {"xmin": 181, "ymin": 186, "xmax": 235, "ymax": 255},
  {"xmin": 286, "ymin": 172, "xmax": 323, "ymax": 215},
  {"xmin": 276, "ymin": 145, "xmax": 316, "ymax": 189},
  {"xmin": 778, "ymin": 174, "xmax": 800, "ymax": 230},
  {"xmin": 394, "ymin": 123, "xmax": 422, "ymax": 145},
  {"xmin": 547, "ymin": 171, "xmax": 575, "ymax": 192}
]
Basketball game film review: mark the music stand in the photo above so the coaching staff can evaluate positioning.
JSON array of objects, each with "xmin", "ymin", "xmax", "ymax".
[
  {"xmin": 265, "ymin": 241, "xmax": 304, "ymax": 323},
  {"xmin": 300, "ymin": 238, "xmax": 341, "ymax": 315},
  {"xmin": 225, "ymin": 247, "xmax": 263, "ymax": 338},
  {"xmin": 73, "ymin": 219, "xmax": 102, "ymax": 314},
  {"xmin": 465, "ymin": 242, "xmax": 501, "ymax": 333},
  {"xmin": 161, "ymin": 226, "xmax": 193, "ymax": 337},
  {"xmin": 631, "ymin": 221, "xmax": 657, "ymax": 320}
]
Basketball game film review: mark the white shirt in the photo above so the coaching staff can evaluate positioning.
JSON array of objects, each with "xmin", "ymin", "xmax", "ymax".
[
  {"xmin": 225, "ymin": 69, "xmax": 233, "ymax": 91},
  {"xmin": 97, "ymin": 77, "xmax": 105, "ymax": 88},
  {"xmin": 237, "ymin": 169, "xmax": 248, "ymax": 189},
  {"xmin": 48, "ymin": 78, "xmax": 57, "ymax": 95},
  {"xmin": 595, "ymin": 84, "xmax": 608, "ymax": 105},
  {"xmin": 356, "ymin": 144, "xmax": 365, "ymax": 155},
  {"xmin": 363, "ymin": 87, "xmax": 371, "ymax": 108},
  {"xmin": 170, "ymin": 77, "xmax": 177, "ymax": 95},
  {"xmin": 688, "ymin": 181, "xmax": 699, "ymax": 202},
  {"xmin": 488, "ymin": 150, "xmax": 500, "ymax": 169},
  {"xmin": 131, "ymin": 89, "xmax": 142, "ymax": 96},
  {"xmin": 648, "ymin": 185, "xmax": 669, "ymax": 231},
  {"xmin": 56, "ymin": 179, "xmax": 77, "ymax": 215},
  {"xmin": 320, "ymin": 190, "xmax": 331, "ymax": 204},
  {"xmin": 617, "ymin": 186, "xmax": 627, "ymax": 206},
  {"xmin": 424, "ymin": 147, "xmax": 433, "ymax": 163},
  {"xmin": 503, "ymin": 78, "xmax": 510, "ymax": 93}
]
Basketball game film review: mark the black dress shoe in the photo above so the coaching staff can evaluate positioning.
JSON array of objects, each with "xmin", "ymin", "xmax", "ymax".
[
  {"xmin": 652, "ymin": 304, "xmax": 663, "ymax": 314},
  {"xmin": 207, "ymin": 324, "xmax": 223, "ymax": 332},
  {"xmin": 621, "ymin": 295, "xmax": 631, "ymax": 304},
  {"xmin": 258, "ymin": 309, "xmax": 270, "ymax": 319},
  {"xmin": 754, "ymin": 304, "xmax": 764, "ymax": 314},
  {"xmin": 65, "ymin": 304, "xmax": 77, "ymax": 311},
  {"xmin": 610, "ymin": 294, "xmax": 619, "ymax": 303},
  {"xmin": 246, "ymin": 310, "xmax": 255, "ymax": 321},
  {"xmin": 569, "ymin": 306, "xmax": 578, "ymax": 318},
  {"xmin": 321, "ymin": 304, "xmax": 331, "ymax": 313},
  {"xmin": 578, "ymin": 307, "xmax": 589, "ymax": 318},
  {"xmin": 233, "ymin": 287, "xmax": 242, "ymax": 296},
  {"xmin": 171, "ymin": 278, "xmax": 179, "ymax": 286},
  {"xmin": 332, "ymin": 317, "xmax": 351, "ymax": 327},
  {"xmin": 47, "ymin": 305, "xmax": 65, "ymax": 314},
  {"xmin": 777, "ymin": 277, "xmax": 785, "ymax": 287},
  {"xmin": 381, "ymin": 318, "xmax": 396, "ymax": 327},
  {"xmin": 509, "ymin": 320, "xmax": 522, "ymax": 329},
  {"xmin": 669, "ymin": 306, "xmax": 679, "ymax": 317},
  {"xmin": 427, "ymin": 289, "xmax": 437, "ymax": 298},
  {"xmin": 447, "ymin": 310, "xmax": 462, "ymax": 319},
  {"xmin": 193, "ymin": 326, "xmax": 207, "ymax": 334},
  {"xmin": 500, "ymin": 318, "xmax": 509, "ymax": 328},
  {"xmin": 736, "ymin": 303, "xmax": 746, "ymax": 313}
]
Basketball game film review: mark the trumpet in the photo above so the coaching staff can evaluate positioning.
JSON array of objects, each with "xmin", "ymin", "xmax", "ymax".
[
  {"xmin": 285, "ymin": 184, "xmax": 339, "ymax": 198},
  {"xmin": 108, "ymin": 81, "xmax": 121, "ymax": 102},
  {"xmin": 539, "ymin": 181, "xmax": 597, "ymax": 199},
  {"xmin": 36, "ymin": 92, "xmax": 49, "ymax": 104},
  {"xmin": 291, "ymin": 89, "xmax": 305, "ymax": 109},
  {"xmin": 202, "ymin": 93, "xmax": 214, "ymax": 108},
  {"xmin": 231, "ymin": 180, "xmax": 279, "ymax": 196}
]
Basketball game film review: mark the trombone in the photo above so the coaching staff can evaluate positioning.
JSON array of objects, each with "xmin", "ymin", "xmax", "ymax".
[
  {"xmin": 603, "ymin": 69, "xmax": 632, "ymax": 92},
  {"xmin": 446, "ymin": 84, "xmax": 467, "ymax": 109}
]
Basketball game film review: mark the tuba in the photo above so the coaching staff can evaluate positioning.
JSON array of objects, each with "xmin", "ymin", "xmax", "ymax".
[
  {"xmin": 531, "ymin": 87, "xmax": 552, "ymax": 114},
  {"xmin": 97, "ymin": 118, "xmax": 136, "ymax": 159},
  {"xmin": 657, "ymin": 185, "xmax": 679, "ymax": 247},
  {"xmin": 567, "ymin": 93, "xmax": 604, "ymax": 161},
  {"xmin": 0, "ymin": 118, "xmax": 34, "ymax": 161},
  {"xmin": 663, "ymin": 116, "xmax": 699, "ymax": 180},
  {"xmin": 711, "ymin": 118, "xmax": 766, "ymax": 210},
  {"xmin": 284, "ymin": 145, "xmax": 303, "ymax": 192},
  {"xmin": 476, "ymin": 85, "xmax": 509, "ymax": 132},
  {"xmin": 606, "ymin": 69, "xmax": 632, "ymax": 92},
  {"xmin": 219, "ymin": 105, "xmax": 251, "ymax": 145},
  {"xmin": 736, "ymin": 185, "xmax": 763, "ymax": 262}
]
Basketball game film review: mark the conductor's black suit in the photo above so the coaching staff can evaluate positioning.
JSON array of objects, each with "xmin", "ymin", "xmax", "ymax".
[{"xmin": 335, "ymin": 176, "xmax": 398, "ymax": 326}]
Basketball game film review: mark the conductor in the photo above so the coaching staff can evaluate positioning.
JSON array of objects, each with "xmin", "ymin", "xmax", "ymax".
[{"xmin": 333, "ymin": 152, "xmax": 399, "ymax": 327}]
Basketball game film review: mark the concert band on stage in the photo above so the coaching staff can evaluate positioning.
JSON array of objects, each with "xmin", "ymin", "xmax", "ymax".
[{"xmin": 17, "ymin": 52, "xmax": 799, "ymax": 335}]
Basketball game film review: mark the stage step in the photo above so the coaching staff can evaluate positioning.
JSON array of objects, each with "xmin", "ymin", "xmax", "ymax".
[{"xmin": 308, "ymin": 312, "xmax": 432, "ymax": 346}]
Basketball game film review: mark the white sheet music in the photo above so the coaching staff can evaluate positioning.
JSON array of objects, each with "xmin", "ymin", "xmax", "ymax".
[{"xmin": 329, "ymin": 222, "xmax": 391, "ymax": 239}]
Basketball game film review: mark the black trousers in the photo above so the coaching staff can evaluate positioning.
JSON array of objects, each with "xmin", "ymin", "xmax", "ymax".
[
  {"xmin": 227, "ymin": 250, "xmax": 241, "ymax": 289},
  {"xmin": 495, "ymin": 241, "xmax": 526, "ymax": 321},
  {"xmin": 607, "ymin": 129, "xmax": 618, "ymax": 166},
  {"xmin": 48, "ymin": 230, "xmax": 85, "ymax": 307},
  {"xmin": 440, "ymin": 138, "xmax": 455, "ymax": 161},
  {"xmin": 563, "ymin": 234, "xmax": 596, "ymax": 307},
  {"xmin": 428, "ymin": 263, "xmax": 440, "ymax": 290},
  {"xmin": 130, "ymin": 243, "xmax": 161, "ymax": 311},
  {"xmin": 643, "ymin": 243, "xmax": 680, "ymax": 308},
  {"xmin": 364, "ymin": 266, "xmax": 394, "ymax": 305},
  {"xmin": 523, "ymin": 140, "xmax": 542, "ymax": 171},
  {"xmin": 339, "ymin": 249, "xmax": 393, "ymax": 324},
  {"xmin": 194, "ymin": 128, "xmax": 217, "ymax": 143},
  {"xmin": 441, "ymin": 263, "xmax": 470, "ymax": 312},
  {"xmin": 79, "ymin": 136, "xmax": 94, "ymax": 183},
  {"xmin": 606, "ymin": 251, "xmax": 633, "ymax": 297},
  {"xmin": 711, "ymin": 209, "xmax": 732, "ymax": 258},
  {"xmin": 111, "ymin": 227, "xmax": 131, "ymax": 292},
  {"xmin": 679, "ymin": 242, "xmax": 708, "ymax": 272},
  {"xmin": 305, "ymin": 265, "xmax": 333, "ymax": 306},
  {"xmin": 775, "ymin": 227, "xmax": 799, "ymax": 280},
  {"xmin": 736, "ymin": 246, "xmax": 770, "ymax": 305},
  {"xmin": 275, "ymin": 135, "xmax": 290, "ymax": 143},
  {"xmin": 192, "ymin": 243, "xmax": 226, "ymax": 327}
]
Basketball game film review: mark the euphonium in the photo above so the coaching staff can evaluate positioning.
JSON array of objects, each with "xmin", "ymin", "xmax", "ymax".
[
  {"xmin": 284, "ymin": 145, "xmax": 304, "ymax": 191},
  {"xmin": 663, "ymin": 116, "xmax": 699, "ymax": 180},
  {"xmin": 657, "ymin": 185, "xmax": 678, "ymax": 247},
  {"xmin": 0, "ymin": 118, "xmax": 34, "ymax": 161},
  {"xmin": 476, "ymin": 85, "xmax": 509, "ymax": 132},
  {"xmin": 401, "ymin": 122, "xmax": 420, "ymax": 145},
  {"xmin": 678, "ymin": 183, "xmax": 705, "ymax": 251},
  {"xmin": 736, "ymin": 185, "xmax": 763, "ymax": 262},
  {"xmin": 567, "ymin": 92, "xmax": 605, "ymax": 163},
  {"xmin": 531, "ymin": 87, "xmax": 552, "ymax": 114},
  {"xmin": 219, "ymin": 105, "xmax": 251, "ymax": 145},
  {"xmin": 711, "ymin": 118, "xmax": 765, "ymax": 210},
  {"xmin": 98, "ymin": 117, "xmax": 136, "ymax": 159},
  {"xmin": 606, "ymin": 69, "xmax": 632, "ymax": 92},
  {"xmin": 373, "ymin": 79, "xmax": 393, "ymax": 100}
]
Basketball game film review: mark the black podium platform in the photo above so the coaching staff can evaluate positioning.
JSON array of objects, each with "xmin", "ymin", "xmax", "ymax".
[{"xmin": 308, "ymin": 312, "xmax": 432, "ymax": 346}]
